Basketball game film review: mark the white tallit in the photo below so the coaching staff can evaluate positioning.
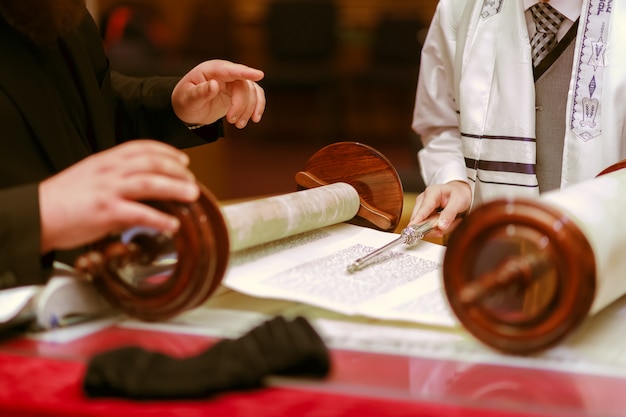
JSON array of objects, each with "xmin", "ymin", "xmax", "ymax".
[{"xmin": 414, "ymin": 0, "xmax": 626, "ymax": 209}]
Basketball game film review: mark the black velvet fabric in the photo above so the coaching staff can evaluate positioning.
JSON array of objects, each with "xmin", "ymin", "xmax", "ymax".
[{"xmin": 83, "ymin": 316, "xmax": 331, "ymax": 399}]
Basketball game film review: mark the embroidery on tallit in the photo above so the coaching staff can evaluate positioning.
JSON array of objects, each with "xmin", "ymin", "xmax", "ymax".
[
  {"xmin": 570, "ymin": 1, "xmax": 611, "ymax": 142},
  {"xmin": 480, "ymin": 0, "xmax": 504, "ymax": 20}
]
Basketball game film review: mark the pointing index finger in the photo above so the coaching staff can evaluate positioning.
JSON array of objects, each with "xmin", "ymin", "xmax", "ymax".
[{"xmin": 200, "ymin": 61, "xmax": 264, "ymax": 83}]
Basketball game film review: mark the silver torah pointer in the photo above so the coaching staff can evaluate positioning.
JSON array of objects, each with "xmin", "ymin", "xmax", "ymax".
[{"xmin": 347, "ymin": 215, "xmax": 439, "ymax": 273}]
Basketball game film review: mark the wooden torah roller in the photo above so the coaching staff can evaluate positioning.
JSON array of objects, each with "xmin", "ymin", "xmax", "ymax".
[
  {"xmin": 74, "ymin": 142, "xmax": 403, "ymax": 321},
  {"xmin": 443, "ymin": 161, "xmax": 626, "ymax": 354}
]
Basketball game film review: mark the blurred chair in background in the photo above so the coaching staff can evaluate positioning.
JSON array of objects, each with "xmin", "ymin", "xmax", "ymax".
[
  {"xmin": 347, "ymin": 14, "xmax": 427, "ymax": 192},
  {"xmin": 259, "ymin": 0, "xmax": 341, "ymax": 143}
]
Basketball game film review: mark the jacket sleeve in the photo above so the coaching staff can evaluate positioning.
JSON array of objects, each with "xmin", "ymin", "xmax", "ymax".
[
  {"xmin": 110, "ymin": 72, "xmax": 224, "ymax": 149},
  {"xmin": 0, "ymin": 184, "xmax": 50, "ymax": 288}
]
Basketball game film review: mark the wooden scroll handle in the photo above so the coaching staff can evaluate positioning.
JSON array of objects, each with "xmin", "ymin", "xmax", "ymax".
[
  {"xmin": 75, "ymin": 233, "xmax": 176, "ymax": 281},
  {"xmin": 295, "ymin": 141, "xmax": 404, "ymax": 232},
  {"xmin": 443, "ymin": 198, "xmax": 596, "ymax": 354},
  {"xmin": 74, "ymin": 184, "xmax": 230, "ymax": 321},
  {"xmin": 443, "ymin": 159, "xmax": 626, "ymax": 354},
  {"xmin": 457, "ymin": 252, "xmax": 553, "ymax": 307}
]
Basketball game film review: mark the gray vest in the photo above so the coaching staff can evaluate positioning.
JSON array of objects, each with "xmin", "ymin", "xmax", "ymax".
[{"xmin": 534, "ymin": 40, "xmax": 575, "ymax": 192}]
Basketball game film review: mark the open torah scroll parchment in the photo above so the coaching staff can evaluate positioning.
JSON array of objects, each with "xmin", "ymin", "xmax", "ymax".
[{"xmin": 223, "ymin": 223, "xmax": 458, "ymax": 328}]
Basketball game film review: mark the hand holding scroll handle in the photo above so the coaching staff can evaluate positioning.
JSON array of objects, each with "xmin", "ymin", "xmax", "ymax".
[
  {"xmin": 73, "ymin": 142, "xmax": 405, "ymax": 321},
  {"xmin": 346, "ymin": 214, "xmax": 439, "ymax": 273}
]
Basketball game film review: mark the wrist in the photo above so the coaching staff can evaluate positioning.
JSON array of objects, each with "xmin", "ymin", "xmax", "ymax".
[{"xmin": 184, "ymin": 122, "xmax": 205, "ymax": 130}]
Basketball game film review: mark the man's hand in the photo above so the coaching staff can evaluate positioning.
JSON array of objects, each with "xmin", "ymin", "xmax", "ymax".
[
  {"xmin": 409, "ymin": 181, "xmax": 472, "ymax": 234},
  {"xmin": 171, "ymin": 59, "xmax": 266, "ymax": 129},
  {"xmin": 39, "ymin": 140, "xmax": 200, "ymax": 254}
]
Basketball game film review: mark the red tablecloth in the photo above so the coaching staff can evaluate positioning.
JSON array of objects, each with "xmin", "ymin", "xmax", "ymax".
[{"xmin": 0, "ymin": 325, "xmax": 623, "ymax": 417}]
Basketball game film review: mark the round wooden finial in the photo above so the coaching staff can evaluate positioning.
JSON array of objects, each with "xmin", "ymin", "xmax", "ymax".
[
  {"xmin": 295, "ymin": 141, "xmax": 404, "ymax": 232},
  {"xmin": 443, "ymin": 198, "xmax": 596, "ymax": 354},
  {"xmin": 443, "ymin": 159, "xmax": 626, "ymax": 354},
  {"xmin": 75, "ymin": 183, "xmax": 230, "ymax": 321}
]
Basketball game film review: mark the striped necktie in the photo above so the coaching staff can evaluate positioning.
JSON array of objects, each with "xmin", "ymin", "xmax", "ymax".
[{"xmin": 530, "ymin": 2, "xmax": 565, "ymax": 67}]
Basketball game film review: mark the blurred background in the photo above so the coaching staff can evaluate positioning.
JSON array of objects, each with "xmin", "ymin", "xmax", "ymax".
[{"xmin": 87, "ymin": 0, "xmax": 437, "ymax": 200}]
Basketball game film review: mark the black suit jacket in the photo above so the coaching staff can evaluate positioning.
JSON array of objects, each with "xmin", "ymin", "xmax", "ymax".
[{"xmin": 0, "ymin": 9, "xmax": 221, "ymax": 288}]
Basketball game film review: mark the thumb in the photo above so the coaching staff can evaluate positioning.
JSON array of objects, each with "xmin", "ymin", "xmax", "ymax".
[
  {"xmin": 192, "ymin": 79, "xmax": 220, "ymax": 103},
  {"xmin": 437, "ymin": 206, "xmax": 458, "ymax": 231}
]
